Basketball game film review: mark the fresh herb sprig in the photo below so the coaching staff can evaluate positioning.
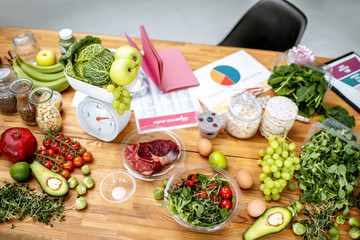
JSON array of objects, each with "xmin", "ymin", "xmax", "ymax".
[{"xmin": 0, "ymin": 181, "xmax": 67, "ymax": 228}]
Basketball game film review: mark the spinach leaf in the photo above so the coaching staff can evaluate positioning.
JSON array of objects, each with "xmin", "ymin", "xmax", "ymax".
[{"xmin": 319, "ymin": 104, "xmax": 356, "ymax": 128}]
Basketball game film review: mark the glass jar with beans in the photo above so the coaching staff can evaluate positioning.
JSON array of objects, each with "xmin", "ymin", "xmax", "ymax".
[{"xmin": 29, "ymin": 87, "xmax": 62, "ymax": 133}]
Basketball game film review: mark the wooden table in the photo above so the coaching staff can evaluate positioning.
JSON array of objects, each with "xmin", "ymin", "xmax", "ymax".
[{"xmin": 0, "ymin": 27, "xmax": 359, "ymax": 240}]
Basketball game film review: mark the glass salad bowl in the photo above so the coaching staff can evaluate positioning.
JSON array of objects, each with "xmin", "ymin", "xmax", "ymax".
[{"xmin": 163, "ymin": 163, "xmax": 244, "ymax": 232}]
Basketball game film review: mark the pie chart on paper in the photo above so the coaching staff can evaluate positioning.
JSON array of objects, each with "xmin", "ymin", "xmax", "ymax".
[{"xmin": 210, "ymin": 65, "xmax": 241, "ymax": 86}]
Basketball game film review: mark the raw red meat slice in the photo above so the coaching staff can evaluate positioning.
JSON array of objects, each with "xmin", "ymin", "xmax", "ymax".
[{"xmin": 124, "ymin": 139, "xmax": 180, "ymax": 176}]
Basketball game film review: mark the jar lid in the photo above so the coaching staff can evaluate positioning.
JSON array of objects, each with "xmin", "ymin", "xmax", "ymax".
[{"xmin": 59, "ymin": 29, "xmax": 73, "ymax": 40}]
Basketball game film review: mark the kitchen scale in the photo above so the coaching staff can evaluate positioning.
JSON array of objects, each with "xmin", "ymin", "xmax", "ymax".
[{"xmin": 67, "ymin": 70, "xmax": 149, "ymax": 142}]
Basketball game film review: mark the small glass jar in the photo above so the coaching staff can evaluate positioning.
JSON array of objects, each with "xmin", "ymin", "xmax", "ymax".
[
  {"xmin": 9, "ymin": 78, "xmax": 37, "ymax": 125},
  {"xmin": 29, "ymin": 87, "xmax": 62, "ymax": 133},
  {"xmin": 225, "ymin": 90, "xmax": 262, "ymax": 139},
  {"xmin": 59, "ymin": 29, "xmax": 77, "ymax": 55},
  {"xmin": 0, "ymin": 64, "xmax": 18, "ymax": 115}
]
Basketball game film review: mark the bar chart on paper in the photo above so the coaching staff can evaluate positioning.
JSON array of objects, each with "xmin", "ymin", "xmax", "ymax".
[{"xmin": 210, "ymin": 65, "xmax": 241, "ymax": 85}]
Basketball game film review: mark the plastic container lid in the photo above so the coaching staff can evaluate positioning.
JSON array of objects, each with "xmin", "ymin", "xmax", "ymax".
[
  {"xmin": 59, "ymin": 29, "xmax": 73, "ymax": 40},
  {"xmin": 303, "ymin": 118, "xmax": 360, "ymax": 150}
]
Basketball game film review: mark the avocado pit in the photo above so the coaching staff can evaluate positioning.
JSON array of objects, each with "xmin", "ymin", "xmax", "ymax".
[
  {"xmin": 47, "ymin": 177, "xmax": 63, "ymax": 190},
  {"xmin": 267, "ymin": 212, "xmax": 284, "ymax": 227}
]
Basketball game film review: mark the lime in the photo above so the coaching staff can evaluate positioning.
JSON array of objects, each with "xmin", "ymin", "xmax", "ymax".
[
  {"xmin": 209, "ymin": 151, "xmax": 227, "ymax": 169},
  {"xmin": 10, "ymin": 162, "xmax": 31, "ymax": 182}
]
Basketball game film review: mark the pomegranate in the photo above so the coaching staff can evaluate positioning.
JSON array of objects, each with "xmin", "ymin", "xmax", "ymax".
[{"xmin": 0, "ymin": 127, "xmax": 38, "ymax": 163}]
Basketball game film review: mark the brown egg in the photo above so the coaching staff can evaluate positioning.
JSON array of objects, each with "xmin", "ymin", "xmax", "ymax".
[
  {"xmin": 197, "ymin": 138, "xmax": 213, "ymax": 157},
  {"xmin": 236, "ymin": 170, "xmax": 253, "ymax": 189},
  {"xmin": 247, "ymin": 199, "xmax": 267, "ymax": 218}
]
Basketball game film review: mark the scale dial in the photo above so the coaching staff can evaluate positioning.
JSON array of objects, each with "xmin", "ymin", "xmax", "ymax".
[{"xmin": 76, "ymin": 97, "xmax": 131, "ymax": 142}]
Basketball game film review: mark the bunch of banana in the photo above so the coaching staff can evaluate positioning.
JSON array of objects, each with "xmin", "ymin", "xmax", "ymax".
[{"xmin": 12, "ymin": 56, "xmax": 70, "ymax": 92}]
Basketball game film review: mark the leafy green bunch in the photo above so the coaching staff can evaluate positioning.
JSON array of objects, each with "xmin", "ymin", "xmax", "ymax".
[
  {"xmin": 268, "ymin": 63, "xmax": 328, "ymax": 117},
  {"xmin": 295, "ymin": 128, "xmax": 360, "ymax": 217},
  {"xmin": 59, "ymin": 35, "xmax": 114, "ymax": 87}
]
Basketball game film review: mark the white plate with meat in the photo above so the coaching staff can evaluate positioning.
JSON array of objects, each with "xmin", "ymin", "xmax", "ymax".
[{"xmin": 120, "ymin": 126, "xmax": 185, "ymax": 181}]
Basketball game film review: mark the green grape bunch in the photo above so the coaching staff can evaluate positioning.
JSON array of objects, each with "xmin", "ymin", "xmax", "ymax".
[
  {"xmin": 106, "ymin": 83, "xmax": 132, "ymax": 115},
  {"xmin": 257, "ymin": 135, "xmax": 300, "ymax": 201}
]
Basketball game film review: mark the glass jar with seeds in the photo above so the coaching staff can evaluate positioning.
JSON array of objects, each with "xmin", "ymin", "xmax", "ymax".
[
  {"xmin": 9, "ymin": 78, "xmax": 37, "ymax": 125},
  {"xmin": 225, "ymin": 90, "xmax": 262, "ymax": 139},
  {"xmin": 29, "ymin": 87, "xmax": 62, "ymax": 133},
  {"xmin": 0, "ymin": 64, "xmax": 18, "ymax": 115}
]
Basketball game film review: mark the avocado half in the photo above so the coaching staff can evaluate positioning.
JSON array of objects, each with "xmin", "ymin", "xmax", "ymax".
[
  {"xmin": 243, "ymin": 206, "xmax": 292, "ymax": 240},
  {"xmin": 30, "ymin": 161, "xmax": 69, "ymax": 197}
]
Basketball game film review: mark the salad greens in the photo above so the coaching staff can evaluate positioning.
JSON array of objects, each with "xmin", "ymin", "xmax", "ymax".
[
  {"xmin": 162, "ymin": 173, "xmax": 232, "ymax": 227},
  {"xmin": 268, "ymin": 63, "xmax": 328, "ymax": 117},
  {"xmin": 295, "ymin": 128, "xmax": 360, "ymax": 216},
  {"xmin": 59, "ymin": 35, "xmax": 114, "ymax": 87}
]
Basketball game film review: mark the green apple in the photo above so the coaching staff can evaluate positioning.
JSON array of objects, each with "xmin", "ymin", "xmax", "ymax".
[
  {"xmin": 115, "ymin": 45, "xmax": 142, "ymax": 67},
  {"xmin": 36, "ymin": 49, "xmax": 56, "ymax": 66},
  {"xmin": 110, "ymin": 58, "xmax": 138, "ymax": 86}
]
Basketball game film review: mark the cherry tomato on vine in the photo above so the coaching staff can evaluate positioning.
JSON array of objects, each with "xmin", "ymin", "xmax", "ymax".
[
  {"xmin": 220, "ymin": 186, "xmax": 232, "ymax": 199},
  {"xmin": 51, "ymin": 165, "xmax": 61, "ymax": 173},
  {"xmin": 77, "ymin": 147, "xmax": 87, "ymax": 155},
  {"xmin": 44, "ymin": 160, "xmax": 52, "ymax": 169},
  {"xmin": 62, "ymin": 161, "xmax": 74, "ymax": 171},
  {"xmin": 39, "ymin": 149, "xmax": 47, "ymax": 156},
  {"xmin": 70, "ymin": 142, "xmax": 81, "ymax": 149},
  {"xmin": 60, "ymin": 170, "xmax": 70, "ymax": 179},
  {"xmin": 50, "ymin": 141, "xmax": 60, "ymax": 150},
  {"xmin": 48, "ymin": 148, "xmax": 55, "ymax": 156},
  {"xmin": 82, "ymin": 152, "xmax": 93, "ymax": 163},
  {"xmin": 220, "ymin": 199, "xmax": 232, "ymax": 210},
  {"xmin": 55, "ymin": 155, "xmax": 64, "ymax": 163},
  {"xmin": 43, "ymin": 139, "xmax": 52, "ymax": 149},
  {"xmin": 55, "ymin": 134, "xmax": 65, "ymax": 139},
  {"xmin": 73, "ymin": 156, "xmax": 84, "ymax": 167},
  {"xmin": 65, "ymin": 153, "xmax": 75, "ymax": 161},
  {"xmin": 64, "ymin": 138, "xmax": 72, "ymax": 144}
]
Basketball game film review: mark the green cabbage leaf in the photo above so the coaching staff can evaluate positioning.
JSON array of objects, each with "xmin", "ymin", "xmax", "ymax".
[{"xmin": 59, "ymin": 35, "xmax": 114, "ymax": 86}]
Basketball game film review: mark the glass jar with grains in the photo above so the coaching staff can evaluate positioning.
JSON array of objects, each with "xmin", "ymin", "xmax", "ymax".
[
  {"xmin": 9, "ymin": 78, "xmax": 37, "ymax": 125},
  {"xmin": 225, "ymin": 90, "xmax": 262, "ymax": 139},
  {"xmin": 29, "ymin": 87, "xmax": 62, "ymax": 133},
  {"xmin": 0, "ymin": 64, "xmax": 18, "ymax": 115}
]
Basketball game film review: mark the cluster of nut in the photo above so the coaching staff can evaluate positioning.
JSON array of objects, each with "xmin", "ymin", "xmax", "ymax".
[{"xmin": 36, "ymin": 102, "xmax": 62, "ymax": 133}]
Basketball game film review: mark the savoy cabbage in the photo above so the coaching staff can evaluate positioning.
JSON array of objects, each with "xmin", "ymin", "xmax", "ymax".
[{"xmin": 59, "ymin": 35, "xmax": 114, "ymax": 86}]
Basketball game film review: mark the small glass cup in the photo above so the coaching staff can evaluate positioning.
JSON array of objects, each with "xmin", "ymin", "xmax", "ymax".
[
  {"xmin": 9, "ymin": 78, "xmax": 37, "ymax": 125},
  {"xmin": 11, "ymin": 30, "xmax": 40, "ymax": 63},
  {"xmin": 29, "ymin": 87, "xmax": 62, "ymax": 133}
]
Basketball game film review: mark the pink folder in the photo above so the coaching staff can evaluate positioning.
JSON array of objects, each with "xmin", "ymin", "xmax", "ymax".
[{"xmin": 125, "ymin": 26, "xmax": 199, "ymax": 93}]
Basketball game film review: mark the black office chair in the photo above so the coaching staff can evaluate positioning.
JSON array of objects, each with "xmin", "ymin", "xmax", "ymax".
[{"xmin": 219, "ymin": 0, "xmax": 307, "ymax": 52}]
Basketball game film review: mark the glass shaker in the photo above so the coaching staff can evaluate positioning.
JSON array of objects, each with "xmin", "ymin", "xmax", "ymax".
[
  {"xmin": 225, "ymin": 90, "xmax": 262, "ymax": 139},
  {"xmin": 9, "ymin": 78, "xmax": 37, "ymax": 125},
  {"xmin": 29, "ymin": 87, "xmax": 62, "ymax": 133},
  {"xmin": 0, "ymin": 64, "xmax": 18, "ymax": 115}
]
